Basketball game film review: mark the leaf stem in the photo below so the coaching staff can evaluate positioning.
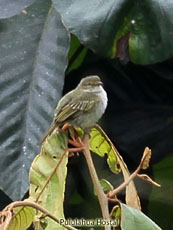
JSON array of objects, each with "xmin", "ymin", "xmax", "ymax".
[
  {"xmin": 107, "ymin": 147, "xmax": 154, "ymax": 198},
  {"xmin": 108, "ymin": 165, "xmax": 141, "ymax": 198},
  {"xmin": 83, "ymin": 134, "xmax": 110, "ymax": 230}
]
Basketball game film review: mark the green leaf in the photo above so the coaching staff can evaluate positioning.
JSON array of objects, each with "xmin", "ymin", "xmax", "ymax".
[
  {"xmin": 120, "ymin": 203, "xmax": 162, "ymax": 230},
  {"xmin": 99, "ymin": 179, "xmax": 114, "ymax": 194},
  {"xmin": 0, "ymin": 1, "xmax": 70, "ymax": 200},
  {"xmin": 8, "ymin": 204, "xmax": 35, "ymax": 230},
  {"xmin": 90, "ymin": 127, "xmax": 121, "ymax": 174},
  {"xmin": 53, "ymin": 0, "xmax": 173, "ymax": 64},
  {"xmin": 93, "ymin": 178, "xmax": 114, "ymax": 197},
  {"xmin": 110, "ymin": 205, "xmax": 121, "ymax": 229},
  {"xmin": 148, "ymin": 156, "xmax": 173, "ymax": 230},
  {"xmin": 67, "ymin": 35, "xmax": 88, "ymax": 74},
  {"xmin": 89, "ymin": 125, "xmax": 141, "ymax": 210},
  {"xmin": 0, "ymin": 0, "xmax": 35, "ymax": 19},
  {"xmin": 29, "ymin": 131, "xmax": 68, "ymax": 230}
]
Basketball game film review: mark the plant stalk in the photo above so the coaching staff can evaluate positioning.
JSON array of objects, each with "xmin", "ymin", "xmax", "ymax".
[{"xmin": 83, "ymin": 134, "xmax": 110, "ymax": 230}]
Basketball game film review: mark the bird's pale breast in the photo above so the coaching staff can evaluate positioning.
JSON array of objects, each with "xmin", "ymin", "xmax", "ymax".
[{"xmin": 70, "ymin": 86, "xmax": 107, "ymax": 128}]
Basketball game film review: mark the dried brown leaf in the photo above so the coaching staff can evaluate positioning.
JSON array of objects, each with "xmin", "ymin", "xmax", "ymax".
[
  {"xmin": 140, "ymin": 147, "xmax": 151, "ymax": 170},
  {"xmin": 137, "ymin": 174, "xmax": 161, "ymax": 187}
]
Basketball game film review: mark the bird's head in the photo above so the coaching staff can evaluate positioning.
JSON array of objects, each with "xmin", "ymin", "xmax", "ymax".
[{"xmin": 77, "ymin": 75, "xmax": 103, "ymax": 91}]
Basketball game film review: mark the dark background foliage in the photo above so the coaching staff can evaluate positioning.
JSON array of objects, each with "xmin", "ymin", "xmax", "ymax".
[
  {"xmin": 64, "ymin": 53, "xmax": 173, "ymax": 230},
  {"xmin": 0, "ymin": 1, "xmax": 173, "ymax": 230}
]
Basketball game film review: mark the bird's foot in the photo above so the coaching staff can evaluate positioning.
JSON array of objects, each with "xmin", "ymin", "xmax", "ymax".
[
  {"xmin": 68, "ymin": 136, "xmax": 85, "ymax": 153},
  {"xmin": 61, "ymin": 123, "xmax": 69, "ymax": 131},
  {"xmin": 68, "ymin": 146, "xmax": 85, "ymax": 153},
  {"xmin": 61, "ymin": 124, "xmax": 85, "ymax": 151},
  {"xmin": 68, "ymin": 136, "xmax": 84, "ymax": 148}
]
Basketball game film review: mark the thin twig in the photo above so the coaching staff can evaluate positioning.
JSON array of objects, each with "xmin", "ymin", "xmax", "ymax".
[
  {"xmin": 107, "ymin": 165, "xmax": 141, "ymax": 198},
  {"xmin": 36, "ymin": 150, "xmax": 68, "ymax": 202},
  {"xmin": 82, "ymin": 134, "xmax": 110, "ymax": 230}
]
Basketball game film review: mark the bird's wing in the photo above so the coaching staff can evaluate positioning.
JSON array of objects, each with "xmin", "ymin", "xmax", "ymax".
[{"xmin": 54, "ymin": 92, "xmax": 98, "ymax": 123}]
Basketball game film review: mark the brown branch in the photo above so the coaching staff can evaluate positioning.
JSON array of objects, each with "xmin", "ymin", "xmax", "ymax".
[
  {"xmin": 107, "ymin": 164, "xmax": 141, "ymax": 198},
  {"xmin": 6, "ymin": 201, "xmax": 78, "ymax": 230},
  {"xmin": 82, "ymin": 134, "xmax": 110, "ymax": 230},
  {"xmin": 107, "ymin": 147, "xmax": 155, "ymax": 198}
]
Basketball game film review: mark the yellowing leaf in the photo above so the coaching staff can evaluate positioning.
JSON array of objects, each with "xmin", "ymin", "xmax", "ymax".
[
  {"xmin": 90, "ymin": 127, "xmax": 121, "ymax": 174},
  {"xmin": 99, "ymin": 179, "xmax": 114, "ymax": 194},
  {"xmin": 29, "ymin": 130, "xmax": 69, "ymax": 230},
  {"xmin": 0, "ymin": 200, "xmax": 34, "ymax": 230},
  {"xmin": 137, "ymin": 174, "xmax": 161, "ymax": 187},
  {"xmin": 110, "ymin": 205, "xmax": 121, "ymax": 229},
  {"xmin": 8, "ymin": 206, "xmax": 34, "ymax": 230},
  {"xmin": 90, "ymin": 125, "xmax": 141, "ymax": 210}
]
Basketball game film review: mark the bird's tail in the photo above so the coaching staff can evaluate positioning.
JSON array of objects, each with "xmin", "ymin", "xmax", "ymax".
[{"xmin": 38, "ymin": 122, "xmax": 57, "ymax": 145}]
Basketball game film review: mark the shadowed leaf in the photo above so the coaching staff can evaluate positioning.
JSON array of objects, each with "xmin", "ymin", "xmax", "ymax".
[
  {"xmin": 67, "ymin": 35, "xmax": 88, "ymax": 74},
  {"xmin": 53, "ymin": 0, "xmax": 173, "ymax": 64}
]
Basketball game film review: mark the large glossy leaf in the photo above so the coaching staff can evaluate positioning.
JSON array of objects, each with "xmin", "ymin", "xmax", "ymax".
[
  {"xmin": 0, "ymin": 1, "xmax": 70, "ymax": 200},
  {"xmin": 120, "ymin": 203, "xmax": 162, "ymax": 230},
  {"xmin": 0, "ymin": 0, "xmax": 35, "ymax": 19},
  {"xmin": 52, "ymin": 0, "xmax": 173, "ymax": 64}
]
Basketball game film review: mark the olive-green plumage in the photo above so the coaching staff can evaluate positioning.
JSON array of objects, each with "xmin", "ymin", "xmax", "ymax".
[{"xmin": 39, "ymin": 75, "xmax": 107, "ymax": 144}]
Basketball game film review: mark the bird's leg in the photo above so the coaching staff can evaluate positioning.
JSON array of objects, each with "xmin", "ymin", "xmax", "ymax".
[
  {"xmin": 61, "ymin": 124, "xmax": 85, "ymax": 149},
  {"xmin": 61, "ymin": 123, "xmax": 69, "ymax": 131},
  {"xmin": 68, "ymin": 146, "xmax": 85, "ymax": 153},
  {"xmin": 61, "ymin": 123, "xmax": 83, "ymax": 147},
  {"xmin": 76, "ymin": 136, "xmax": 83, "ymax": 145},
  {"xmin": 68, "ymin": 139, "xmax": 85, "ymax": 157},
  {"xmin": 67, "ymin": 126, "xmax": 84, "ymax": 148},
  {"xmin": 68, "ymin": 139, "xmax": 83, "ymax": 148}
]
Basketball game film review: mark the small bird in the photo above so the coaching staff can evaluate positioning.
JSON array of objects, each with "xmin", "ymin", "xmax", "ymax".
[{"xmin": 39, "ymin": 75, "xmax": 108, "ymax": 144}]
